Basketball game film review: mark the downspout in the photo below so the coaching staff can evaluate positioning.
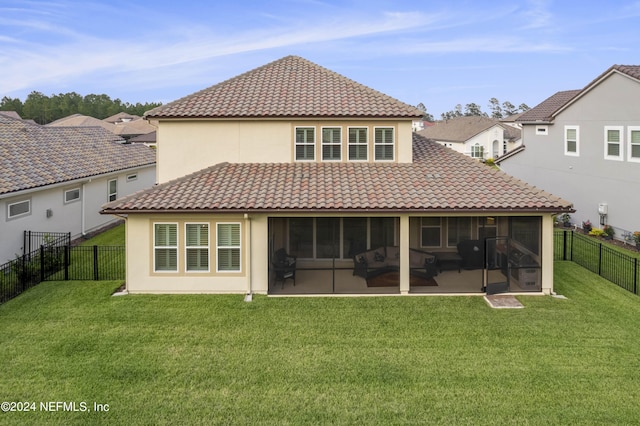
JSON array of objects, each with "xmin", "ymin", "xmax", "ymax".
[
  {"xmin": 81, "ymin": 182, "xmax": 87, "ymax": 236},
  {"xmin": 244, "ymin": 213, "xmax": 252, "ymax": 301}
]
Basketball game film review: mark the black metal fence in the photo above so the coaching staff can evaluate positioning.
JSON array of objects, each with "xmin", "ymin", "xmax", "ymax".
[
  {"xmin": 0, "ymin": 245, "xmax": 125, "ymax": 304},
  {"xmin": 555, "ymin": 230, "xmax": 639, "ymax": 295},
  {"xmin": 23, "ymin": 231, "xmax": 70, "ymax": 256}
]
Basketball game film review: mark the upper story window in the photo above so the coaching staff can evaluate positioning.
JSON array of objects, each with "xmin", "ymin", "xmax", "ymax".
[
  {"xmin": 471, "ymin": 143, "xmax": 484, "ymax": 159},
  {"xmin": 564, "ymin": 126, "xmax": 579, "ymax": 156},
  {"xmin": 154, "ymin": 223, "xmax": 178, "ymax": 272},
  {"xmin": 126, "ymin": 173, "xmax": 138, "ymax": 182},
  {"xmin": 295, "ymin": 127, "xmax": 315, "ymax": 161},
  {"xmin": 8, "ymin": 199, "xmax": 30, "ymax": 219},
  {"xmin": 629, "ymin": 127, "xmax": 640, "ymax": 163},
  {"xmin": 374, "ymin": 127, "xmax": 394, "ymax": 161},
  {"xmin": 348, "ymin": 127, "xmax": 368, "ymax": 161},
  {"xmin": 108, "ymin": 179, "xmax": 118, "ymax": 202},
  {"xmin": 604, "ymin": 126, "xmax": 623, "ymax": 161},
  {"xmin": 321, "ymin": 127, "xmax": 341, "ymax": 161},
  {"xmin": 64, "ymin": 188, "xmax": 80, "ymax": 204}
]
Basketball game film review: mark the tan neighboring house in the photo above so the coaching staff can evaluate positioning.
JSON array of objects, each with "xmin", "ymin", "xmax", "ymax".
[
  {"xmin": 48, "ymin": 113, "xmax": 156, "ymax": 141},
  {"xmin": 0, "ymin": 114, "xmax": 156, "ymax": 264},
  {"xmin": 101, "ymin": 55, "xmax": 572, "ymax": 296},
  {"xmin": 418, "ymin": 116, "xmax": 521, "ymax": 161}
]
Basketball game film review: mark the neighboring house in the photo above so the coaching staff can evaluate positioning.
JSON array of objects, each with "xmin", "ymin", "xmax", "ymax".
[
  {"xmin": 417, "ymin": 116, "xmax": 521, "ymax": 160},
  {"xmin": 0, "ymin": 115, "xmax": 156, "ymax": 264},
  {"xmin": 497, "ymin": 65, "xmax": 640, "ymax": 237},
  {"xmin": 101, "ymin": 55, "xmax": 571, "ymax": 296},
  {"xmin": 48, "ymin": 113, "xmax": 156, "ymax": 141},
  {"xmin": 129, "ymin": 130, "xmax": 157, "ymax": 147}
]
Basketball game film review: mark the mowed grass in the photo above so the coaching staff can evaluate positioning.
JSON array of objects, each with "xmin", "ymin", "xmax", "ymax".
[{"xmin": 1, "ymin": 262, "xmax": 640, "ymax": 425}]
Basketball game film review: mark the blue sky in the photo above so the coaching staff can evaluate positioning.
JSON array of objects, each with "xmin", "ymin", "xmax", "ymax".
[{"xmin": 1, "ymin": 0, "xmax": 639, "ymax": 117}]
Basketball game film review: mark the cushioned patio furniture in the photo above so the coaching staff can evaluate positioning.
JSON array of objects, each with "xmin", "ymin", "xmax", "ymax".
[{"xmin": 353, "ymin": 246, "xmax": 437, "ymax": 280}]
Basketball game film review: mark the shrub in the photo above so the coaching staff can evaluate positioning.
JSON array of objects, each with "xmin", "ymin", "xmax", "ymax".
[
  {"xmin": 589, "ymin": 228, "xmax": 605, "ymax": 237},
  {"xmin": 603, "ymin": 225, "xmax": 615, "ymax": 237}
]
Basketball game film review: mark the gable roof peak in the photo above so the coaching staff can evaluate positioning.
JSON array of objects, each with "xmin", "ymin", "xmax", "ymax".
[{"xmin": 145, "ymin": 55, "xmax": 423, "ymax": 119}]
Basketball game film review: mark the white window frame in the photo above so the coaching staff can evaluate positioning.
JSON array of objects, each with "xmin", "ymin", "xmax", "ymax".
[
  {"xmin": 604, "ymin": 126, "xmax": 624, "ymax": 161},
  {"xmin": 216, "ymin": 222, "xmax": 242, "ymax": 273},
  {"xmin": 126, "ymin": 173, "xmax": 138, "ymax": 182},
  {"xmin": 185, "ymin": 223, "xmax": 210, "ymax": 273},
  {"xmin": 295, "ymin": 127, "xmax": 315, "ymax": 162},
  {"xmin": 321, "ymin": 127, "xmax": 342, "ymax": 162},
  {"xmin": 564, "ymin": 125, "xmax": 579, "ymax": 156},
  {"xmin": 470, "ymin": 143, "xmax": 484, "ymax": 159},
  {"xmin": 64, "ymin": 188, "xmax": 81, "ymax": 204},
  {"xmin": 348, "ymin": 127, "xmax": 368, "ymax": 161},
  {"xmin": 154, "ymin": 223, "xmax": 178, "ymax": 273},
  {"xmin": 374, "ymin": 127, "xmax": 395, "ymax": 162},
  {"xmin": 7, "ymin": 199, "xmax": 31, "ymax": 219},
  {"xmin": 628, "ymin": 126, "xmax": 640, "ymax": 163},
  {"xmin": 536, "ymin": 126, "xmax": 548, "ymax": 136},
  {"xmin": 420, "ymin": 217, "xmax": 442, "ymax": 248},
  {"xmin": 108, "ymin": 179, "xmax": 118, "ymax": 202}
]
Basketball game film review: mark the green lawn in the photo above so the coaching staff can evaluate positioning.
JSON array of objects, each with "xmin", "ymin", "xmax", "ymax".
[
  {"xmin": 79, "ymin": 223, "xmax": 125, "ymax": 246},
  {"xmin": 1, "ymin": 262, "xmax": 640, "ymax": 425}
]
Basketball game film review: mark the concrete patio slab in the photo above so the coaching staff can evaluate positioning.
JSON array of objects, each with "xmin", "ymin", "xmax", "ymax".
[{"xmin": 484, "ymin": 294, "xmax": 524, "ymax": 309}]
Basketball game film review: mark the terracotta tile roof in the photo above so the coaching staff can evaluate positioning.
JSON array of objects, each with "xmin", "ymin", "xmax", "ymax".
[
  {"xmin": 47, "ymin": 114, "xmax": 117, "ymax": 132},
  {"xmin": 102, "ymin": 134, "xmax": 571, "ymax": 214},
  {"xmin": 417, "ymin": 116, "xmax": 519, "ymax": 143},
  {"xmin": 516, "ymin": 90, "xmax": 581, "ymax": 122},
  {"xmin": 0, "ymin": 115, "xmax": 156, "ymax": 196},
  {"xmin": 144, "ymin": 56, "xmax": 423, "ymax": 119}
]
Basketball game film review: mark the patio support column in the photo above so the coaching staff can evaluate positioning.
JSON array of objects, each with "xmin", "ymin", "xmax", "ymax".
[
  {"xmin": 541, "ymin": 214, "xmax": 554, "ymax": 295},
  {"xmin": 399, "ymin": 215, "xmax": 410, "ymax": 294}
]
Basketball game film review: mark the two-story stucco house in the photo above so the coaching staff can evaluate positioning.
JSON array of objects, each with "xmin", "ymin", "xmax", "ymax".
[
  {"xmin": 417, "ymin": 116, "xmax": 521, "ymax": 161},
  {"xmin": 497, "ymin": 65, "xmax": 640, "ymax": 236},
  {"xmin": 101, "ymin": 56, "xmax": 572, "ymax": 296},
  {"xmin": 0, "ymin": 114, "xmax": 156, "ymax": 264}
]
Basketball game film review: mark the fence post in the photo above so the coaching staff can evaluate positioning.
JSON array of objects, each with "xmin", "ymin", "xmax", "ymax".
[
  {"xmin": 40, "ymin": 245, "xmax": 45, "ymax": 282},
  {"xmin": 64, "ymin": 245, "xmax": 69, "ymax": 281},
  {"xmin": 93, "ymin": 245, "xmax": 99, "ymax": 281},
  {"xmin": 634, "ymin": 258, "xmax": 638, "ymax": 295},
  {"xmin": 570, "ymin": 231, "xmax": 574, "ymax": 261},
  {"xmin": 563, "ymin": 231, "xmax": 568, "ymax": 260},
  {"xmin": 598, "ymin": 242, "xmax": 603, "ymax": 276}
]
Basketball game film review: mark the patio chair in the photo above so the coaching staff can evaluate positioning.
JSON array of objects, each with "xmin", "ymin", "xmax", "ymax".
[{"xmin": 272, "ymin": 248, "xmax": 297, "ymax": 288}]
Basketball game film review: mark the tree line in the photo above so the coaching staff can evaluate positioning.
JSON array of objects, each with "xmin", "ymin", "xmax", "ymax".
[
  {"xmin": 417, "ymin": 98, "xmax": 530, "ymax": 121},
  {"xmin": 0, "ymin": 91, "xmax": 163, "ymax": 125}
]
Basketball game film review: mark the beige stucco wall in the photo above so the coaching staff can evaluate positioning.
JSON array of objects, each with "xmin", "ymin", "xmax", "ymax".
[{"xmin": 156, "ymin": 119, "xmax": 414, "ymax": 183}]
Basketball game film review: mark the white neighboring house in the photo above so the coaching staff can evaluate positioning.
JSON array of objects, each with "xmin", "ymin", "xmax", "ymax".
[
  {"xmin": 0, "ymin": 114, "xmax": 156, "ymax": 263},
  {"xmin": 417, "ymin": 116, "xmax": 521, "ymax": 161}
]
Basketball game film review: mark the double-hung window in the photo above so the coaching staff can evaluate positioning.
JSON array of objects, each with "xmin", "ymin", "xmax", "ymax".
[
  {"xmin": 374, "ymin": 127, "xmax": 394, "ymax": 161},
  {"xmin": 447, "ymin": 217, "xmax": 471, "ymax": 247},
  {"xmin": 322, "ymin": 127, "xmax": 341, "ymax": 161},
  {"xmin": 295, "ymin": 127, "xmax": 315, "ymax": 161},
  {"xmin": 108, "ymin": 179, "xmax": 118, "ymax": 202},
  {"xmin": 186, "ymin": 223, "xmax": 209, "ymax": 272},
  {"xmin": 421, "ymin": 217, "xmax": 441, "ymax": 248},
  {"xmin": 217, "ymin": 223, "xmax": 241, "ymax": 272},
  {"xmin": 629, "ymin": 127, "xmax": 640, "ymax": 162},
  {"xmin": 564, "ymin": 126, "xmax": 579, "ymax": 156},
  {"xmin": 471, "ymin": 144, "xmax": 484, "ymax": 159},
  {"xmin": 604, "ymin": 126, "xmax": 623, "ymax": 160},
  {"xmin": 154, "ymin": 223, "xmax": 178, "ymax": 272},
  {"xmin": 348, "ymin": 127, "xmax": 368, "ymax": 161}
]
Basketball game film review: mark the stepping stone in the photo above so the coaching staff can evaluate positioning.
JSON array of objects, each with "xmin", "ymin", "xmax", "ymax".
[{"xmin": 484, "ymin": 294, "xmax": 524, "ymax": 309}]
